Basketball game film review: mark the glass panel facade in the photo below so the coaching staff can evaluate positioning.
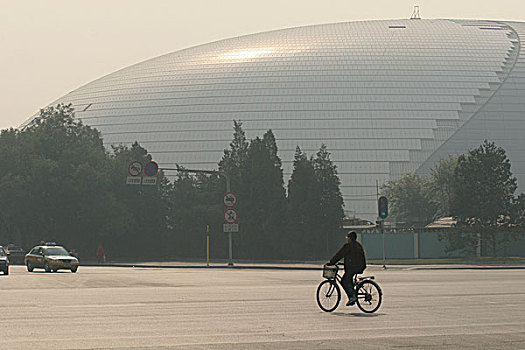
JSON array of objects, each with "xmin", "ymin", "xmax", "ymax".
[{"xmin": 22, "ymin": 19, "xmax": 525, "ymax": 220}]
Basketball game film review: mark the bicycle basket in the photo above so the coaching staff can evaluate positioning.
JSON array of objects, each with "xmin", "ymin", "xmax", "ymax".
[{"xmin": 323, "ymin": 265, "xmax": 337, "ymax": 279}]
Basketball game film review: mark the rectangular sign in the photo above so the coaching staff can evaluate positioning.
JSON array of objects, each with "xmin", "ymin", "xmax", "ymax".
[
  {"xmin": 142, "ymin": 177, "xmax": 157, "ymax": 185},
  {"xmin": 126, "ymin": 176, "xmax": 142, "ymax": 185},
  {"xmin": 223, "ymin": 223, "xmax": 239, "ymax": 232}
]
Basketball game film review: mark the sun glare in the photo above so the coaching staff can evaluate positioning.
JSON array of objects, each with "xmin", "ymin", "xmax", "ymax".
[{"xmin": 220, "ymin": 49, "xmax": 274, "ymax": 60}]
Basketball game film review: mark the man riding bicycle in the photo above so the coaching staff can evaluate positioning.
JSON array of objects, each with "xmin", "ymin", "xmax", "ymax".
[{"xmin": 326, "ymin": 231, "xmax": 367, "ymax": 306}]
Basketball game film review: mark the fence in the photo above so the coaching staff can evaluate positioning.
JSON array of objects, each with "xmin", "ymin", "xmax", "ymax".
[{"xmin": 357, "ymin": 231, "xmax": 525, "ymax": 259}]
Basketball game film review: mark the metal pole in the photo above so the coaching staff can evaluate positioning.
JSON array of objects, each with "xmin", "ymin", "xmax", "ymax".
[
  {"xmin": 226, "ymin": 175, "xmax": 233, "ymax": 267},
  {"xmin": 377, "ymin": 180, "xmax": 386, "ymax": 269},
  {"xmin": 381, "ymin": 220, "xmax": 387, "ymax": 269},
  {"xmin": 206, "ymin": 225, "xmax": 210, "ymax": 267}
]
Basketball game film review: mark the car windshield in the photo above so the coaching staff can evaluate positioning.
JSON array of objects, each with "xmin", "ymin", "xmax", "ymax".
[
  {"xmin": 43, "ymin": 247, "xmax": 70, "ymax": 256},
  {"xmin": 0, "ymin": 247, "xmax": 5, "ymax": 256}
]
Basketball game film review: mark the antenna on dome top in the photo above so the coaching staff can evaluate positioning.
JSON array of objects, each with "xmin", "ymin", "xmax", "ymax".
[{"xmin": 410, "ymin": 5, "xmax": 421, "ymax": 20}]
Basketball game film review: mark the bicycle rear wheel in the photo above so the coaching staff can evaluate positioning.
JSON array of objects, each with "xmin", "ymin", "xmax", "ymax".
[
  {"xmin": 316, "ymin": 280, "xmax": 341, "ymax": 312},
  {"xmin": 356, "ymin": 279, "xmax": 382, "ymax": 313}
]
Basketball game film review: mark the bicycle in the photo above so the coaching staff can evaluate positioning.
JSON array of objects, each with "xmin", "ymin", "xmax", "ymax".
[{"xmin": 316, "ymin": 263, "xmax": 382, "ymax": 313}]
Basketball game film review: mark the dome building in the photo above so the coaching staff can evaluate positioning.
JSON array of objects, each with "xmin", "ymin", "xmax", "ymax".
[{"xmin": 24, "ymin": 19, "xmax": 525, "ymax": 220}]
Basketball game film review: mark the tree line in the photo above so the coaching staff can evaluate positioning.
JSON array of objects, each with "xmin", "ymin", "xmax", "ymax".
[
  {"xmin": 382, "ymin": 141, "xmax": 525, "ymax": 256},
  {"xmin": 0, "ymin": 105, "xmax": 345, "ymax": 261}
]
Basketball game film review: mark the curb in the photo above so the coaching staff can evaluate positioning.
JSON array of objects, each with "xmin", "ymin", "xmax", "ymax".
[
  {"xmin": 81, "ymin": 263, "xmax": 525, "ymax": 271},
  {"xmin": 82, "ymin": 263, "xmax": 320, "ymax": 270},
  {"xmin": 405, "ymin": 265, "xmax": 525, "ymax": 270}
]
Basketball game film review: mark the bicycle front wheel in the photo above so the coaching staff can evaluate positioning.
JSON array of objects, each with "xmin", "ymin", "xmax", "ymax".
[
  {"xmin": 316, "ymin": 280, "xmax": 341, "ymax": 312},
  {"xmin": 356, "ymin": 280, "xmax": 382, "ymax": 313}
]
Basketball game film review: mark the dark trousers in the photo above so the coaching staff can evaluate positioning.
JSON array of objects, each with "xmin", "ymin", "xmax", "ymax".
[
  {"xmin": 341, "ymin": 268, "xmax": 363, "ymax": 299},
  {"xmin": 340, "ymin": 272, "xmax": 355, "ymax": 299}
]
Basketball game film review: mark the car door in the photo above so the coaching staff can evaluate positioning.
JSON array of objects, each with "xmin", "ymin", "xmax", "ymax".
[
  {"xmin": 37, "ymin": 248, "xmax": 47, "ymax": 267},
  {"xmin": 26, "ymin": 248, "xmax": 38, "ymax": 266},
  {"xmin": 30, "ymin": 247, "xmax": 45, "ymax": 268}
]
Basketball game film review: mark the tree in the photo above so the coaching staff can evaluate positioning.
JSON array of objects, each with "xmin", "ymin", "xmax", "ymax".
[
  {"xmin": 313, "ymin": 144, "xmax": 344, "ymax": 257},
  {"xmin": 0, "ymin": 104, "xmax": 170, "ymax": 259},
  {"xmin": 108, "ymin": 142, "xmax": 170, "ymax": 258},
  {"xmin": 510, "ymin": 194, "xmax": 525, "ymax": 227},
  {"xmin": 428, "ymin": 156, "xmax": 457, "ymax": 218},
  {"xmin": 286, "ymin": 146, "xmax": 321, "ymax": 259},
  {"xmin": 451, "ymin": 140, "xmax": 518, "ymax": 256},
  {"xmin": 0, "ymin": 128, "xmax": 32, "ymax": 245},
  {"xmin": 218, "ymin": 120, "xmax": 249, "ymax": 192},
  {"xmin": 164, "ymin": 168, "xmax": 226, "ymax": 260},
  {"xmin": 382, "ymin": 173, "xmax": 435, "ymax": 228},
  {"xmin": 240, "ymin": 132, "xmax": 286, "ymax": 259},
  {"xmin": 218, "ymin": 123, "xmax": 289, "ymax": 259},
  {"xmin": 0, "ymin": 104, "xmax": 112, "ymax": 253}
]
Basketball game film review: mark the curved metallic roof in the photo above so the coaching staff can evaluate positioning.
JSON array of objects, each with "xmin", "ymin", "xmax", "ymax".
[{"xmin": 26, "ymin": 19, "xmax": 525, "ymax": 220}]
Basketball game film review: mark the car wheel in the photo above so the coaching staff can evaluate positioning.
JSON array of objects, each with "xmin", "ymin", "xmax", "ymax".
[
  {"xmin": 71, "ymin": 267, "xmax": 78, "ymax": 273},
  {"xmin": 44, "ymin": 262, "xmax": 51, "ymax": 273},
  {"xmin": 4, "ymin": 268, "xmax": 8, "ymax": 275},
  {"xmin": 26, "ymin": 261, "xmax": 34, "ymax": 272}
]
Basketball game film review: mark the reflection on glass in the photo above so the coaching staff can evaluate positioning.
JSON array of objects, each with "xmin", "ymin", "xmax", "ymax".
[{"xmin": 220, "ymin": 49, "xmax": 274, "ymax": 60}]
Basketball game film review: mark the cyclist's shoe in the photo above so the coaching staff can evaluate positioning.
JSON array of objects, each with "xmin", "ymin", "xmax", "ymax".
[{"xmin": 346, "ymin": 295, "xmax": 357, "ymax": 306}]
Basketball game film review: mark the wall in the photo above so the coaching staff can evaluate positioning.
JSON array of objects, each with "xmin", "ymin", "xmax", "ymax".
[{"xmin": 358, "ymin": 232, "xmax": 525, "ymax": 259}]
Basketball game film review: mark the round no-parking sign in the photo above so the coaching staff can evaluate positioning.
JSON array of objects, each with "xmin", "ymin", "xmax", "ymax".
[{"xmin": 144, "ymin": 161, "xmax": 159, "ymax": 176}]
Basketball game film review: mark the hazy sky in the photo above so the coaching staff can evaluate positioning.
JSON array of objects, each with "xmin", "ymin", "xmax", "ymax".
[{"xmin": 2, "ymin": 0, "xmax": 524, "ymax": 130}]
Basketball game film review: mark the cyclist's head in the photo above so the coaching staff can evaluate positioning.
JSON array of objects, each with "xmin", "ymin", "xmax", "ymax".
[{"xmin": 346, "ymin": 231, "xmax": 357, "ymax": 241}]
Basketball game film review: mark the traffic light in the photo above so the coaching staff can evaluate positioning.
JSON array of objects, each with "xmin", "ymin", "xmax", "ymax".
[{"xmin": 378, "ymin": 196, "xmax": 388, "ymax": 219}]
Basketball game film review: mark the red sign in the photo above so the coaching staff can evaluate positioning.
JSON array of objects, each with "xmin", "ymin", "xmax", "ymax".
[
  {"xmin": 144, "ymin": 161, "xmax": 159, "ymax": 177},
  {"xmin": 224, "ymin": 208, "xmax": 238, "ymax": 224},
  {"xmin": 223, "ymin": 192, "xmax": 237, "ymax": 207},
  {"xmin": 128, "ymin": 161, "xmax": 142, "ymax": 176}
]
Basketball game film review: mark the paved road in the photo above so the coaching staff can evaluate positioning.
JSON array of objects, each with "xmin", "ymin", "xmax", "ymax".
[{"xmin": 1, "ymin": 265, "xmax": 524, "ymax": 349}]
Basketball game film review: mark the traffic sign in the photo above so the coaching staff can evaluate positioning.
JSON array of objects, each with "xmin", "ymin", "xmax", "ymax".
[
  {"xmin": 144, "ymin": 161, "xmax": 159, "ymax": 177},
  {"xmin": 223, "ymin": 223, "xmax": 239, "ymax": 232},
  {"xmin": 222, "ymin": 192, "xmax": 237, "ymax": 207},
  {"xmin": 128, "ymin": 161, "xmax": 142, "ymax": 176},
  {"xmin": 224, "ymin": 208, "xmax": 238, "ymax": 224},
  {"xmin": 142, "ymin": 177, "xmax": 157, "ymax": 185},
  {"xmin": 126, "ymin": 176, "xmax": 141, "ymax": 185}
]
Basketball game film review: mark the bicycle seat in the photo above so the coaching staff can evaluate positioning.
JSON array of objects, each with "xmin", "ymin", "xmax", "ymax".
[{"xmin": 357, "ymin": 276, "xmax": 375, "ymax": 280}]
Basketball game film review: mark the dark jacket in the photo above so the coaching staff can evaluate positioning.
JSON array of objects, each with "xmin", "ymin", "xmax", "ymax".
[{"xmin": 329, "ymin": 240, "xmax": 366, "ymax": 272}]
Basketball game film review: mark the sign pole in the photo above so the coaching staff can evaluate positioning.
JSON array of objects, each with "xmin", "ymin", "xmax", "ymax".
[
  {"xmin": 378, "ymin": 195, "xmax": 388, "ymax": 270},
  {"xmin": 206, "ymin": 225, "xmax": 210, "ymax": 267},
  {"xmin": 226, "ymin": 175, "xmax": 233, "ymax": 267}
]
